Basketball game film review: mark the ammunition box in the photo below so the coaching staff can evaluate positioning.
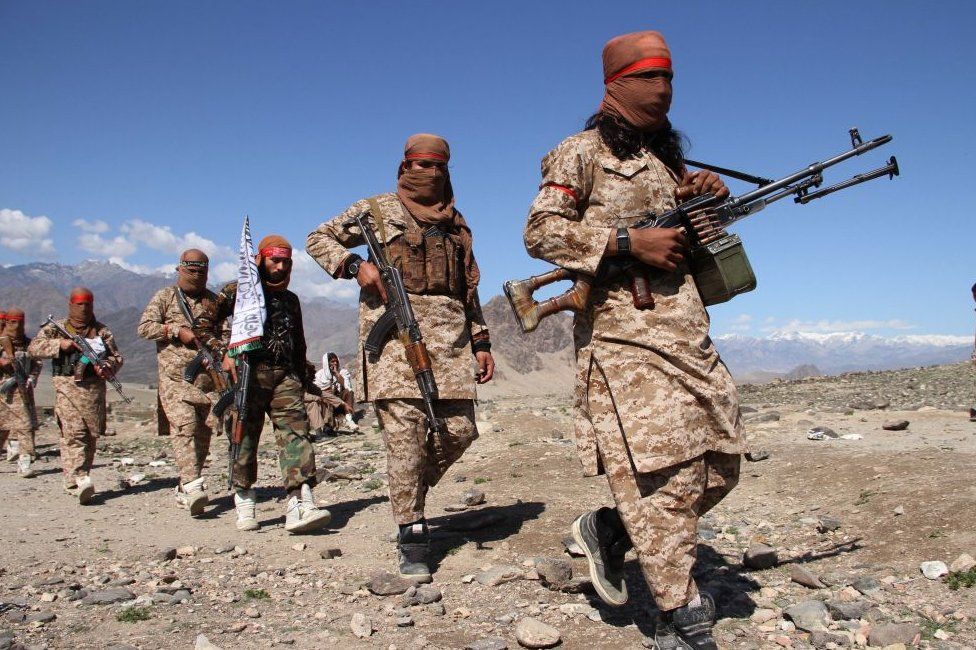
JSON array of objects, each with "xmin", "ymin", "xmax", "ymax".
[{"xmin": 691, "ymin": 234, "xmax": 757, "ymax": 306}]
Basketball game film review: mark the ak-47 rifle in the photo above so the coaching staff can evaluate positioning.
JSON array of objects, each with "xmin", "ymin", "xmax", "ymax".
[
  {"xmin": 504, "ymin": 128, "xmax": 900, "ymax": 333},
  {"xmin": 0, "ymin": 336, "xmax": 38, "ymax": 431},
  {"xmin": 173, "ymin": 287, "xmax": 233, "ymax": 414},
  {"xmin": 44, "ymin": 316, "xmax": 133, "ymax": 404},
  {"xmin": 225, "ymin": 353, "xmax": 251, "ymax": 490},
  {"xmin": 351, "ymin": 211, "xmax": 448, "ymax": 441}
]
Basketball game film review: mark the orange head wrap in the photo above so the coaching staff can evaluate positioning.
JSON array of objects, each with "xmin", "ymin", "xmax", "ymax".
[
  {"xmin": 3, "ymin": 308, "xmax": 25, "ymax": 340},
  {"xmin": 255, "ymin": 235, "xmax": 293, "ymax": 292},
  {"xmin": 68, "ymin": 287, "xmax": 95, "ymax": 332},
  {"xmin": 600, "ymin": 31, "xmax": 673, "ymax": 132},
  {"xmin": 397, "ymin": 133, "xmax": 455, "ymax": 226}
]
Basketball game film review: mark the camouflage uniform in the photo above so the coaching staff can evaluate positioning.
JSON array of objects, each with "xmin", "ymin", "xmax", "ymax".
[
  {"xmin": 28, "ymin": 320, "xmax": 123, "ymax": 488},
  {"xmin": 208, "ymin": 282, "xmax": 316, "ymax": 491},
  {"xmin": 0, "ymin": 336, "xmax": 42, "ymax": 458},
  {"xmin": 524, "ymin": 130, "xmax": 746, "ymax": 610},
  {"xmin": 137, "ymin": 286, "xmax": 224, "ymax": 484},
  {"xmin": 306, "ymin": 192, "xmax": 488, "ymax": 524}
]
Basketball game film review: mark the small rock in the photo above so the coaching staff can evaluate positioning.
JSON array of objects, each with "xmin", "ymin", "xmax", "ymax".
[
  {"xmin": 350, "ymin": 612, "xmax": 373, "ymax": 638},
  {"xmin": 195, "ymin": 634, "xmax": 224, "ymax": 650},
  {"xmin": 514, "ymin": 617, "xmax": 561, "ymax": 648},
  {"xmin": 867, "ymin": 623, "xmax": 920, "ymax": 647},
  {"xmin": 80, "ymin": 588, "xmax": 135, "ymax": 605},
  {"xmin": 320, "ymin": 548, "xmax": 342, "ymax": 560},
  {"xmin": 881, "ymin": 419, "xmax": 909, "ymax": 431},
  {"xmin": 396, "ymin": 615, "xmax": 414, "ymax": 627},
  {"xmin": 148, "ymin": 460, "xmax": 167, "ymax": 467},
  {"xmin": 156, "ymin": 548, "xmax": 177, "ymax": 562},
  {"xmin": 851, "ymin": 576, "xmax": 882, "ymax": 597},
  {"xmin": 893, "ymin": 505, "xmax": 904, "ymax": 516},
  {"xmin": 25, "ymin": 611, "xmax": 56, "ymax": 623},
  {"xmin": 562, "ymin": 537, "xmax": 585, "ymax": 557},
  {"xmin": 743, "ymin": 543, "xmax": 778, "ymax": 570},
  {"xmin": 475, "ymin": 566, "xmax": 523, "ymax": 587},
  {"xmin": 784, "ymin": 600, "xmax": 830, "ymax": 632},
  {"xmin": 214, "ymin": 545, "xmax": 235, "ymax": 555},
  {"xmin": 746, "ymin": 411, "xmax": 781, "ymax": 423},
  {"xmin": 175, "ymin": 546, "xmax": 197, "ymax": 558},
  {"xmin": 807, "ymin": 426, "xmax": 838, "ymax": 441},
  {"xmin": 368, "ymin": 571, "xmax": 416, "ymax": 596},
  {"xmin": 791, "ymin": 565, "xmax": 826, "ymax": 589},
  {"xmin": 464, "ymin": 638, "xmax": 508, "ymax": 650},
  {"xmin": 826, "ymin": 600, "xmax": 871, "ymax": 621},
  {"xmin": 536, "ymin": 558, "xmax": 573, "ymax": 589},
  {"xmin": 462, "ymin": 489, "xmax": 486, "ymax": 506},
  {"xmin": 745, "ymin": 449, "xmax": 770, "ymax": 462},
  {"xmin": 920, "ymin": 561, "xmax": 948, "ymax": 580},
  {"xmin": 817, "ymin": 515, "xmax": 842, "ymax": 533},
  {"xmin": 949, "ymin": 553, "xmax": 976, "ymax": 573},
  {"xmin": 227, "ymin": 622, "xmax": 247, "ymax": 633},
  {"xmin": 808, "ymin": 630, "xmax": 851, "ymax": 648},
  {"xmin": 244, "ymin": 608, "xmax": 260, "ymax": 619},
  {"xmin": 291, "ymin": 542, "xmax": 306, "ymax": 552},
  {"xmin": 750, "ymin": 609, "xmax": 777, "ymax": 624},
  {"xmin": 403, "ymin": 586, "xmax": 442, "ymax": 606}
]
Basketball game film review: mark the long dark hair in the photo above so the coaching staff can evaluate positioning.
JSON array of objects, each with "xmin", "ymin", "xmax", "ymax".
[{"xmin": 584, "ymin": 111, "xmax": 687, "ymax": 175}]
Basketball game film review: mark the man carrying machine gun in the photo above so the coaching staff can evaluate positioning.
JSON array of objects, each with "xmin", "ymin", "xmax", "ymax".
[
  {"xmin": 307, "ymin": 134, "xmax": 495, "ymax": 582},
  {"xmin": 0, "ymin": 308, "xmax": 42, "ymax": 478},
  {"xmin": 521, "ymin": 32, "xmax": 745, "ymax": 650},
  {"xmin": 138, "ymin": 249, "xmax": 227, "ymax": 517},
  {"xmin": 29, "ymin": 288, "xmax": 124, "ymax": 504}
]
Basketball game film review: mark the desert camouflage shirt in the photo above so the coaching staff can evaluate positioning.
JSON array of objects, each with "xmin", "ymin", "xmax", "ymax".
[
  {"xmin": 0, "ymin": 336, "xmax": 42, "ymax": 386},
  {"xmin": 28, "ymin": 319, "xmax": 123, "ymax": 382},
  {"xmin": 306, "ymin": 192, "xmax": 489, "ymax": 401},
  {"xmin": 137, "ymin": 286, "xmax": 223, "ymax": 384},
  {"xmin": 524, "ymin": 129, "xmax": 745, "ymax": 475}
]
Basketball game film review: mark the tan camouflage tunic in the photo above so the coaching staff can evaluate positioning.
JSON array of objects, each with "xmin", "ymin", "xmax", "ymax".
[
  {"xmin": 28, "ymin": 319, "xmax": 123, "ymax": 435},
  {"xmin": 306, "ymin": 192, "xmax": 489, "ymax": 402},
  {"xmin": 137, "ymin": 286, "xmax": 223, "ymax": 425},
  {"xmin": 0, "ymin": 336, "xmax": 43, "ymax": 449},
  {"xmin": 524, "ymin": 130, "xmax": 745, "ymax": 477}
]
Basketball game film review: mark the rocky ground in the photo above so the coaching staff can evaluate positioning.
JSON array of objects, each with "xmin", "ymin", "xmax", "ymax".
[{"xmin": 2, "ymin": 363, "xmax": 976, "ymax": 649}]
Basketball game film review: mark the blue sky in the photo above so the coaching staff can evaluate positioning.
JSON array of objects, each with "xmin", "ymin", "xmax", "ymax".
[{"xmin": 1, "ymin": 1, "xmax": 972, "ymax": 338}]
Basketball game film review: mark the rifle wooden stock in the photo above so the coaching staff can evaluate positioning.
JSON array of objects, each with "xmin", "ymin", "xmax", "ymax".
[{"xmin": 503, "ymin": 269, "xmax": 591, "ymax": 334}]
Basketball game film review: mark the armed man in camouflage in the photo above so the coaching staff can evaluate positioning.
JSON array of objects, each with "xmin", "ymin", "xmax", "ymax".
[
  {"xmin": 138, "ymin": 249, "xmax": 224, "ymax": 516},
  {"xmin": 307, "ymin": 133, "xmax": 495, "ymax": 582},
  {"xmin": 522, "ymin": 32, "xmax": 745, "ymax": 650},
  {"xmin": 0, "ymin": 308, "xmax": 42, "ymax": 477},
  {"xmin": 210, "ymin": 235, "xmax": 331, "ymax": 534},
  {"xmin": 29, "ymin": 288, "xmax": 124, "ymax": 504}
]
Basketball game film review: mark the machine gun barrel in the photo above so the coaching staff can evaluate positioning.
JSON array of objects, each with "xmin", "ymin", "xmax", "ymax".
[{"xmin": 797, "ymin": 156, "xmax": 899, "ymax": 204}]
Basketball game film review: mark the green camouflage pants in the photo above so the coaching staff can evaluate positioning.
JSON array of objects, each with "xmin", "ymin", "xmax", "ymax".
[
  {"xmin": 232, "ymin": 367, "xmax": 316, "ymax": 491},
  {"xmin": 374, "ymin": 398, "xmax": 478, "ymax": 525}
]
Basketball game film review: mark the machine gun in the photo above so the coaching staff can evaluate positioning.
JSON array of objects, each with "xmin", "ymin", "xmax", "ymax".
[
  {"xmin": 351, "ymin": 211, "xmax": 448, "ymax": 442},
  {"xmin": 504, "ymin": 128, "xmax": 899, "ymax": 333},
  {"xmin": 44, "ymin": 316, "xmax": 133, "ymax": 403},
  {"xmin": 0, "ymin": 336, "xmax": 38, "ymax": 431}
]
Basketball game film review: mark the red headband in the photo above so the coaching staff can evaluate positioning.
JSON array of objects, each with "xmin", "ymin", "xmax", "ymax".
[
  {"xmin": 405, "ymin": 152, "xmax": 448, "ymax": 161},
  {"xmin": 70, "ymin": 294, "xmax": 93, "ymax": 305},
  {"xmin": 604, "ymin": 57, "xmax": 672, "ymax": 85},
  {"xmin": 5, "ymin": 314, "xmax": 23, "ymax": 321},
  {"xmin": 260, "ymin": 247, "xmax": 292, "ymax": 259}
]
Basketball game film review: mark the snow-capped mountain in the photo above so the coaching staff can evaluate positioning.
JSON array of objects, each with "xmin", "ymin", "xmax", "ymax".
[{"xmin": 715, "ymin": 330, "xmax": 973, "ymax": 378}]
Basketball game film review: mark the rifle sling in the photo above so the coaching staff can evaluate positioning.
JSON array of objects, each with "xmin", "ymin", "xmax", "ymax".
[{"xmin": 367, "ymin": 198, "xmax": 391, "ymax": 267}]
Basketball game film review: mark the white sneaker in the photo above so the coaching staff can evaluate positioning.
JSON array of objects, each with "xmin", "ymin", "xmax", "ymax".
[
  {"xmin": 234, "ymin": 488, "xmax": 259, "ymax": 531},
  {"xmin": 17, "ymin": 455, "xmax": 36, "ymax": 478},
  {"xmin": 344, "ymin": 414, "xmax": 358, "ymax": 431},
  {"xmin": 6, "ymin": 440, "xmax": 20, "ymax": 462},
  {"xmin": 175, "ymin": 477, "xmax": 209, "ymax": 516},
  {"xmin": 284, "ymin": 484, "xmax": 331, "ymax": 534},
  {"xmin": 77, "ymin": 476, "xmax": 95, "ymax": 505}
]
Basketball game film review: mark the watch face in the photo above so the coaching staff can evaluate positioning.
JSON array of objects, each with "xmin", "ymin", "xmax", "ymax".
[{"xmin": 348, "ymin": 261, "xmax": 361, "ymax": 276}]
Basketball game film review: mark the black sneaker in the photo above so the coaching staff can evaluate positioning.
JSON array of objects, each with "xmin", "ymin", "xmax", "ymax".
[
  {"xmin": 571, "ymin": 507, "xmax": 630, "ymax": 605},
  {"xmin": 651, "ymin": 617, "xmax": 690, "ymax": 650},
  {"xmin": 670, "ymin": 593, "xmax": 718, "ymax": 650},
  {"xmin": 398, "ymin": 520, "xmax": 432, "ymax": 584}
]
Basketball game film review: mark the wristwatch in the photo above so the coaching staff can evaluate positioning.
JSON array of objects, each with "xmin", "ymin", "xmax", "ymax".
[
  {"xmin": 616, "ymin": 227, "xmax": 631, "ymax": 255},
  {"xmin": 345, "ymin": 256, "xmax": 363, "ymax": 278}
]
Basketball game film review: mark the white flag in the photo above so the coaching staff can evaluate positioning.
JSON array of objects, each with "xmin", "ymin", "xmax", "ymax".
[{"xmin": 228, "ymin": 215, "xmax": 266, "ymax": 357}]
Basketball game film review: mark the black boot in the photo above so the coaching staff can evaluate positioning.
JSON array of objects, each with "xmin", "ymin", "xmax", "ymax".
[
  {"xmin": 398, "ymin": 520, "xmax": 432, "ymax": 583},
  {"xmin": 571, "ymin": 506, "xmax": 632, "ymax": 606},
  {"xmin": 653, "ymin": 593, "xmax": 718, "ymax": 650}
]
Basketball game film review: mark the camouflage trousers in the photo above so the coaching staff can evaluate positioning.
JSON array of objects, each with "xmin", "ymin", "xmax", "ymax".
[
  {"xmin": 158, "ymin": 376, "xmax": 217, "ymax": 484},
  {"xmin": 0, "ymin": 392, "xmax": 35, "ymax": 458},
  {"xmin": 374, "ymin": 398, "xmax": 478, "ymax": 525},
  {"xmin": 233, "ymin": 368, "xmax": 316, "ymax": 492},
  {"xmin": 52, "ymin": 377, "xmax": 105, "ymax": 488},
  {"xmin": 593, "ymin": 413, "xmax": 740, "ymax": 610}
]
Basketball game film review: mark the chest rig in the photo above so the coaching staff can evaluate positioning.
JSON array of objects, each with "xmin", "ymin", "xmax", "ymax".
[{"xmin": 368, "ymin": 197, "xmax": 465, "ymax": 297}]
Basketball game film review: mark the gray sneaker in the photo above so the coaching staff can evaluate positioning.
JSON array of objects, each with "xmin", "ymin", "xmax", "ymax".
[
  {"xmin": 663, "ymin": 593, "xmax": 718, "ymax": 650},
  {"xmin": 570, "ymin": 507, "xmax": 630, "ymax": 606},
  {"xmin": 398, "ymin": 520, "xmax": 432, "ymax": 584}
]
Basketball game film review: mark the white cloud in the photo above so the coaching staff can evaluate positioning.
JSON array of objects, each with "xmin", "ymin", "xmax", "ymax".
[
  {"xmin": 78, "ymin": 232, "xmax": 138, "ymax": 258},
  {"xmin": 0, "ymin": 209, "xmax": 56, "ymax": 256},
  {"xmin": 729, "ymin": 313, "xmax": 752, "ymax": 332},
  {"xmin": 72, "ymin": 218, "xmax": 109, "ymax": 234},
  {"xmin": 108, "ymin": 257, "xmax": 174, "ymax": 277},
  {"xmin": 120, "ymin": 219, "xmax": 233, "ymax": 259},
  {"xmin": 766, "ymin": 318, "xmax": 917, "ymax": 334},
  {"xmin": 289, "ymin": 250, "xmax": 359, "ymax": 302}
]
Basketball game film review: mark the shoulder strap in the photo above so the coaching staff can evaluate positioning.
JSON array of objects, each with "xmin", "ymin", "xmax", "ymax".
[{"xmin": 367, "ymin": 197, "xmax": 392, "ymax": 266}]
